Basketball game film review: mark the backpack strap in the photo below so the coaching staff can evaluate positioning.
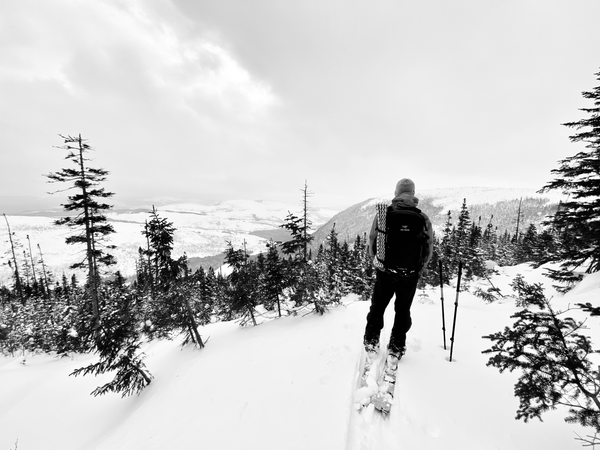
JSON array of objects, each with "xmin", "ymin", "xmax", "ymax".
[{"xmin": 374, "ymin": 202, "xmax": 388, "ymax": 271}]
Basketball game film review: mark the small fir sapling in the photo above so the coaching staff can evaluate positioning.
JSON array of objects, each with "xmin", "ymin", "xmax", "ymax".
[{"xmin": 483, "ymin": 277, "xmax": 600, "ymax": 443}]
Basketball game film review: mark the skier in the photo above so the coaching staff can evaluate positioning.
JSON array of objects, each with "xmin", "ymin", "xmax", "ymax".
[{"xmin": 363, "ymin": 178, "xmax": 434, "ymax": 359}]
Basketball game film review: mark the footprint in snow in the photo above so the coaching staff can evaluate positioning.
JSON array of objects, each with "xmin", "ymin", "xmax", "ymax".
[{"xmin": 408, "ymin": 338, "xmax": 422, "ymax": 353}]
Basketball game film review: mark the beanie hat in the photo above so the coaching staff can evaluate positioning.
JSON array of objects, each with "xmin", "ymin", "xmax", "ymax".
[{"xmin": 395, "ymin": 178, "xmax": 415, "ymax": 196}]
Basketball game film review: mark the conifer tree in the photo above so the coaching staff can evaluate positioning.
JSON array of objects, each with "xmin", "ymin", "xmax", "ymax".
[
  {"xmin": 140, "ymin": 208, "xmax": 204, "ymax": 345},
  {"xmin": 224, "ymin": 241, "xmax": 259, "ymax": 325},
  {"xmin": 483, "ymin": 278, "xmax": 600, "ymax": 442},
  {"xmin": 481, "ymin": 216, "xmax": 498, "ymax": 262},
  {"xmin": 539, "ymin": 68, "xmax": 600, "ymax": 282},
  {"xmin": 419, "ymin": 240, "xmax": 440, "ymax": 288},
  {"xmin": 70, "ymin": 279, "xmax": 153, "ymax": 397},
  {"xmin": 142, "ymin": 206, "xmax": 177, "ymax": 290},
  {"xmin": 279, "ymin": 182, "xmax": 319, "ymax": 310},
  {"xmin": 261, "ymin": 240, "xmax": 285, "ymax": 317},
  {"xmin": 203, "ymin": 267, "xmax": 224, "ymax": 319},
  {"xmin": 2, "ymin": 214, "xmax": 24, "ymax": 302},
  {"xmin": 46, "ymin": 134, "xmax": 116, "ymax": 343},
  {"xmin": 279, "ymin": 181, "xmax": 314, "ymax": 262},
  {"xmin": 439, "ymin": 210, "xmax": 455, "ymax": 281},
  {"xmin": 536, "ymin": 229, "xmax": 558, "ymax": 265},
  {"xmin": 280, "ymin": 212, "xmax": 313, "ymax": 261},
  {"xmin": 466, "ymin": 218, "xmax": 486, "ymax": 278},
  {"xmin": 455, "ymin": 199, "xmax": 472, "ymax": 265},
  {"xmin": 349, "ymin": 233, "xmax": 374, "ymax": 300},
  {"xmin": 319, "ymin": 224, "xmax": 344, "ymax": 305},
  {"xmin": 517, "ymin": 224, "xmax": 540, "ymax": 264}
]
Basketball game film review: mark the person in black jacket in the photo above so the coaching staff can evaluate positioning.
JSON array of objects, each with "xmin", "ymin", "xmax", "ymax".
[{"xmin": 363, "ymin": 178, "xmax": 434, "ymax": 358}]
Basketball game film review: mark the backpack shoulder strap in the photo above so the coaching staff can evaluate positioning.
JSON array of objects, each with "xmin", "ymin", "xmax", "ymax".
[{"xmin": 374, "ymin": 202, "xmax": 388, "ymax": 269}]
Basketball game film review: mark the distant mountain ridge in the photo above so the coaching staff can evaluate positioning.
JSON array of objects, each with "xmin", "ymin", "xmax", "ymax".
[
  {"xmin": 0, "ymin": 187, "xmax": 564, "ymax": 284},
  {"xmin": 311, "ymin": 187, "xmax": 563, "ymax": 249}
]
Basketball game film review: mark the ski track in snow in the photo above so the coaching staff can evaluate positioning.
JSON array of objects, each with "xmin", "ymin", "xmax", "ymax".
[{"xmin": 345, "ymin": 309, "xmax": 403, "ymax": 450}]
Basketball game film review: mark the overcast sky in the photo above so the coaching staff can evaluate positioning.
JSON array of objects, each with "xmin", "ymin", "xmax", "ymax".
[{"xmin": 1, "ymin": 0, "xmax": 599, "ymax": 211}]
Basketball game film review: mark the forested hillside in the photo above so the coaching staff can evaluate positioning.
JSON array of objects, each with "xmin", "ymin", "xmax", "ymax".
[{"xmin": 312, "ymin": 188, "xmax": 559, "ymax": 250}]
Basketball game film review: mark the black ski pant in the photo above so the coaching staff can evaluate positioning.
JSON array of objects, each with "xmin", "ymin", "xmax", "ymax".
[{"xmin": 364, "ymin": 269, "xmax": 419, "ymax": 352}]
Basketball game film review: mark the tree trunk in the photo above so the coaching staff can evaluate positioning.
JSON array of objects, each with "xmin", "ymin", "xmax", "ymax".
[
  {"xmin": 37, "ymin": 244, "xmax": 51, "ymax": 300},
  {"xmin": 182, "ymin": 294, "xmax": 204, "ymax": 348},
  {"xmin": 3, "ymin": 214, "xmax": 24, "ymax": 302},
  {"xmin": 26, "ymin": 235, "xmax": 38, "ymax": 288},
  {"xmin": 75, "ymin": 134, "xmax": 101, "ymax": 342}
]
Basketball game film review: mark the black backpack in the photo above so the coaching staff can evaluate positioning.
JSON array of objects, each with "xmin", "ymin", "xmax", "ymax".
[{"xmin": 376, "ymin": 204, "xmax": 428, "ymax": 276}]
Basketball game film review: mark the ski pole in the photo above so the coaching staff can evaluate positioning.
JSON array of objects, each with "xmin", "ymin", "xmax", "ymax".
[
  {"xmin": 449, "ymin": 261, "xmax": 462, "ymax": 362},
  {"xmin": 439, "ymin": 259, "xmax": 447, "ymax": 350}
]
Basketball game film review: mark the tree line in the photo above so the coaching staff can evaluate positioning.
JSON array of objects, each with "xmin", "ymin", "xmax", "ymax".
[{"xmin": 0, "ymin": 146, "xmax": 565, "ymax": 398}]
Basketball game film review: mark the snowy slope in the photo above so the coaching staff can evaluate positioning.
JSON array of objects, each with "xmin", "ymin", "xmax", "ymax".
[{"xmin": 1, "ymin": 264, "xmax": 598, "ymax": 450}]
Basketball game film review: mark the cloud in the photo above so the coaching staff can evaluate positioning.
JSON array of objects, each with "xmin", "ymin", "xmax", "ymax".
[
  {"xmin": 0, "ymin": 0, "xmax": 282, "ymax": 202},
  {"xmin": 1, "ymin": 0, "xmax": 600, "ymax": 211}
]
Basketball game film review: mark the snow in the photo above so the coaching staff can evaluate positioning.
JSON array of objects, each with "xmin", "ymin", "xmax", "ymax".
[
  {"xmin": 1, "ymin": 264, "xmax": 599, "ymax": 450},
  {"xmin": 0, "ymin": 199, "xmax": 336, "ymax": 284}
]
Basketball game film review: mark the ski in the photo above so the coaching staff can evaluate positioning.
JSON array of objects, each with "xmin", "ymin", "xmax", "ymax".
[
  {"xmin": 353, "ymin": 348, "xmax": 380, "ymax": 411},
  {"xmin": 370, "ymin": 351, "xmax": 400, "ymax": 415}
]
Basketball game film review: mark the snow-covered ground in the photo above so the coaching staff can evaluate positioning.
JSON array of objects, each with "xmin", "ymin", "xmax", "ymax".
[
  {"xmin": 1, "ymin": 263, "xmax": 598, "ymax": 450},
  {"xmin": 0, "ymin": 199, "xmax": 336, "ymax": 284}
]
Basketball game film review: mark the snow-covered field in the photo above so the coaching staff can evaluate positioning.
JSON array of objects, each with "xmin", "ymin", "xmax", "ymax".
[
  {"xmin": 0, "ymin": 199, "xmax": 336, "ymax": 284},
  {"xmin": 1, "ymin": 263, "xmax": 598, "ymax": 450}
]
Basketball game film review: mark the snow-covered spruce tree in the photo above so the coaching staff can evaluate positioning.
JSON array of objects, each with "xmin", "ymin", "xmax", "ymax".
[
  {"xmin": 320, "ymin": 224, "xmax": 345, "ymax": 304},
  {"xmin": 52, "ymin": 281, "xmax": 89, "ymax": 355},
  {"xmin": 280, "ymin": 182, "xmax": 314, "ymax": 262},
  {"xmin": 539, "ymin": 69, "xmax": 600, "ymax": 285},
  {"xmin": 45, "ymin": 134, "xmax": 116, "ymax": 345},
  {"xmin": 185, "ymin": 267, "xmax": 215, "ymax": 327},
  {"xmin": 349, "ymin": 233, "xmax": 374, "ymax": 300},
  {"xmin": 164, "ymin": 265, "xmax": 207, "ymax": 347},
  {"xmin": 213, "ymin": 269, "xmax": 231, "ymax": 321},
  {"xmin": 70, "ymin": 275, "xmax": 153, "ymax": 397},
  {"xmin": 301, "ymin": 257, "xmax": 327, "ymax": 315},
  {"xmin": 467, "ymin": 218, "xmax": 486, "ymax": 278},
  {"xmin": 142, "ymin": 206, "xmax": 177, "ymax": 290},
  {"xmin": 280, "ymin": 211, "xmax": 316, "ymax": 309},
  {"xmin": 536, "ymin": 228, "xmax": 559, "ymax": 266},
  {"xmin": 437, "ymin": 210, "xmax": 455, "ymax": 285},
  {"xmin": 481, "ymin": 216, "xmax": 498, "ymax": 262},
  {"xmin": 280, "ymin": 211, "xmax": 313, "ymax": 262},
  {"xmin": 339, "ymin": 240, "xmax": 354, "ymax": 290},
  {"xmin": 305, "ymin": 224, "xmax": 351, "ymax": 313},
  {"xmin": 483, "ymin": 278, "xmax": 600, "ymax": 442},
  {"xmin": 419, "ymin": 239, "xmax": 441, "ymax": 288},
  {"xmin": 454, "ymin": 199, "xmax": 471, "ymax": 261},
  {"xmin": 202, "ymin": 267, "xmax": 228, "ymax": 321},
  {"xmin": 514, "ymin": 223, "xmax": 557, "ymax": 267},
  {"xmin": 139, "ymin": 208, "xmax": 205, "ymax": 346},
  {"xmin": 496, "ymin": 230, "xmax": 517, "ymax": 266},
  {"xmin": 224, "ymin": 241, "xmax": 260, "ymax": 326},
  {"xmin": 258, "ymin": 240, "xmax": 286, "ymax": 317},
  {"xmin": 279, "ymin": 182, "xmax": 320, "ymax": 310}
]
